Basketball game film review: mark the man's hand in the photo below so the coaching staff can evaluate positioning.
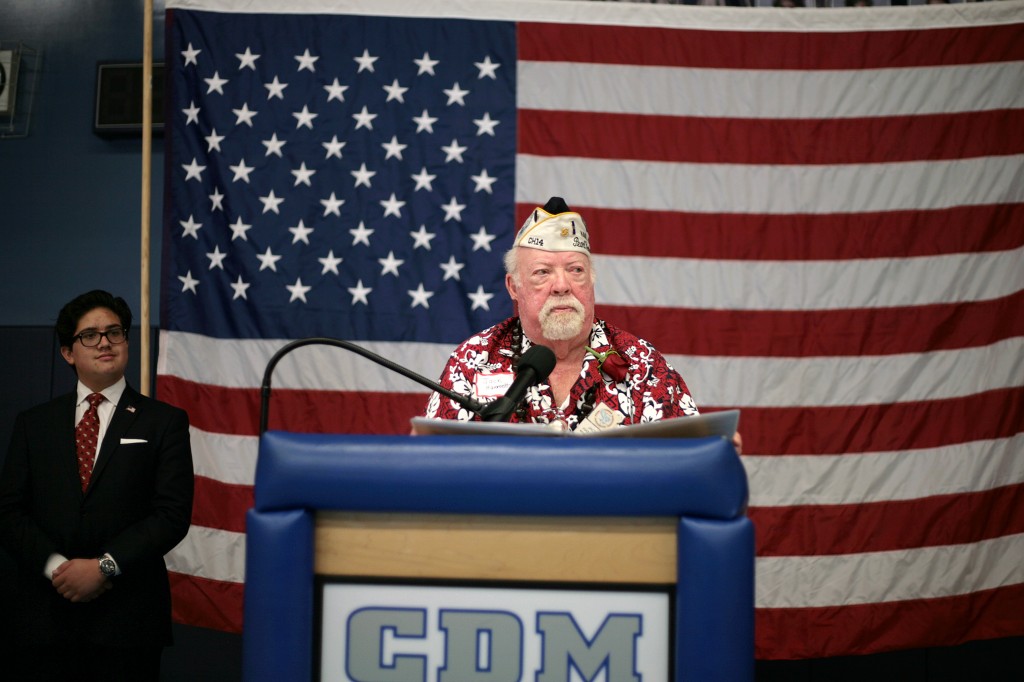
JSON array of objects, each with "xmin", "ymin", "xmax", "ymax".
[{"xmin": 51, "ymin": 558, "xmax": 113, "ymax": 603}]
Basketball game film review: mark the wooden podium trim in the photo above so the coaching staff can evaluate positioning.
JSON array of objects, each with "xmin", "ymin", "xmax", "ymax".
[{"xmin": 315, "ymin": 512, "xmax": 678, "ymax": 584}]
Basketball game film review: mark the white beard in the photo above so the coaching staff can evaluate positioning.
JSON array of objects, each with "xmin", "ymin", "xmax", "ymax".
[{"xmin": 539, "ymin": 295, "xmax": 585, "ymax": 341}]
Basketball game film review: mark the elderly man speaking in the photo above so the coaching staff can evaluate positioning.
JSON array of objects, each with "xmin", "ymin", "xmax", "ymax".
[{"xmin": 425, "ymin": 197, "xmax": 708, "ymax": 435}]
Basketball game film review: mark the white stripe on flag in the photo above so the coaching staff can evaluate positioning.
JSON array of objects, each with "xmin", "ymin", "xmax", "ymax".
[
  {"xmin": 756, "ymin": 532, "xmax": 1024, "ymax": 608},
  {"xmin": 671, "ymin": 336, "xmax": 1024, "ymax": 408},
  {"xmin": 166, "ymin": 525, "xmax": 247, "ymax": 583},
  {"xmin": 160, "ymin": 330, "xmax": 452, "ymax": 391},
  {"xmin": 186, "ymin": 429, "xmax": 1024, "ymax": 507},
  {"xmin": 594, "ymin": 247, "xmax": 1024, "ymax": 311},
  {"xmin": 191, "ymin": 428, "xmax": 259, "ymax": 486},
  {"xmin": 161, "ymin": 332, "xmax": 1023, "ymax": 407},
  {"xmin": 519, "ymin": 61, "xmax": 1024, "ymax": 118},
  {"xmin": 517, "ymin": 154, "xmax": 1024, "ymax": 214},
  {"xmin": 743, "ymin": 434, "xmax": 1024, "ymax": 507}
]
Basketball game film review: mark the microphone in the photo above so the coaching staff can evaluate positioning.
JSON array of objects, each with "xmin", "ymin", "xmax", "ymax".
[
  {"xmin": 259, "ymin": 337, "xmax": 486, "ymax": 434},
  {"xmin": 479, "ymin": 345, "xmax": 557, "ymax": 423}
]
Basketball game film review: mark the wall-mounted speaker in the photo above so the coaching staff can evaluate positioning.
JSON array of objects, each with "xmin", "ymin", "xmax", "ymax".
[
  {"xmin": 0, "ymin": 49, "xmax": 18, "ymax": 115},
  {"xmin": 94, "ymin": 61, "xmax": 164, "ymax": 135}
]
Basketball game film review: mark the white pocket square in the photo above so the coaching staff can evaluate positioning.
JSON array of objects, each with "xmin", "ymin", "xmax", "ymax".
[{"xmin": 120, "ymin": 438, "xmax": 148, "ymax": 444}]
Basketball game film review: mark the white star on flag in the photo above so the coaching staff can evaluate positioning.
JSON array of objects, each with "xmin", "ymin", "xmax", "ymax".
[
  {"xmin": 348, "ymin": 279, "xmax": 372, "ymax": 305},
  {"xmin": 440, "ymin": 255, "xmax": 465, "ymax": 281},
  {"xmin": 262, "ymin": 133, "xmax": 286, "ymax": 156},
  {"xmin": 354, "ymin": 49, "xmax": 378, "ymax": 73},
  {"xmin": 182, "ymin": 101, "xmax": 201, "ymax": 125},
  {"xmin": 182, "ymin": 158, "xmax": 206, "ymax": 182},
  {"xmin": 380, "ymin": 193, "xmax": 406, "ymax": 218},
  {"xmin": 324, "ymin": 78, "xmax": 348, "ymax": 102},
  {"xmin": 206, "ymin": 246, "xmax": 227, "ymax": 270},
  {"xmin": 320, "ymin": 193, "xmax": 344, "ymax": 216},
  {"xmin": 295, "ymin": 49, "xmax": 319, "ymax": 72},
  {"xmin": 229, "ymin": 275, "xmax": 250, "ymax": 300},
  {"xmin": 205, "ymin": 129, "xmax": 225, "ymax": 152},
  {"xmin": 229, "ymin": 159, "xmax": 255, "ymax": 183},
  {"xmin": 407, "ymin": 283, "xmax": 434, "ymax": 309},
  {"xmin": 468, "ymin": 285, "xmax": 494, "ymax": 310},
  {"xmin": 414, "ymin": 51, "xmax": 439, "ymax": 75},
  {"xmin": 444, "ymin": 82, "xmax": 470, "ymax": 106},
  {"xmin": 287, "ymin": 277, "xmax": 312, "ymax": 302},
  {"xmin": 349, "ymin": 221, "xmax": 374, "ymax": 246},
  {"xmin": 383, "ymin": 79, "xmax": 409, "ymax": 103},
  {"xmin": 351, "ymin": 163, "xmax": 376, "ymax": 188},
  {"xmin": 410, "ymin": 225, "xmax": 436, "ymax": 250},
  {"xmin": 475, "ymin": 56, "xmax": 501, "ymax": 79},
  {"xmin": 180, "ymin": 215, "xmax": 202, "ymax": 239},
  {"xmin": 259, "ymin": 189, "xmax": 284, "ymax": 214},
  {"xmin": 441, "ymin": 196, "xmax": 467, "ymax": 222},
  {"xmin": 265, "ymin": 76, "xmax": 288, "ymax": 99},
  {"xmin": 318, "ymin": 250, "xmax": 343, "ymax": 275},
  {"xmin": 178, "ymin": 271, "xmax": 199, "ymax": 294},
  {"xmin": 236, "ymin": 47, "xmax": 260, "ymax": 70},
  {"xmin": 256, "ymin": 247, "xmax": 282, "ymax": 271},
  {"xmin": 232, "ymin": 103, "xmax": 257, "ymax": 126},
  {"xmin": 378, "ymin": 251, "xmax": 405, "ymax": 276},
  {"xmin": 228, "ymin": 217, "xmax": 252, "ymax": 241},
  {"xmin": 181, "ymin": 42, "xmax": 200, "ymax": 66},
  {"xmin": 289, "ymin": 220, "xmax": 314, "ymax": 244},
  {"xmin": 291, "ymin": 162, "xmax": 316, "ymax": 186},
  {"xmin": 470, "ymin": 226, "xmax": 496, "ymax": 251}
]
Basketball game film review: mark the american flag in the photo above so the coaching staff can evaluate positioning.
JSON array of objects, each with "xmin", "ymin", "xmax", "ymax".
[{"xmin": 160, "ymin": 0, "xmax": 1024, "ymax": 660}]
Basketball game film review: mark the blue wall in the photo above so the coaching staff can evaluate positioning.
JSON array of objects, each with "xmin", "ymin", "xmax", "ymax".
[{"xmin": 0, "ymin": 0, "xmax": 165, "ymax": 327}]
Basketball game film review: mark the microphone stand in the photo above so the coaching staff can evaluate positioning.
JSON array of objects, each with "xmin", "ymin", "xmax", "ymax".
[{"xmin": 259, "ymin": 337, "xmax": 486, "ymax": 435}]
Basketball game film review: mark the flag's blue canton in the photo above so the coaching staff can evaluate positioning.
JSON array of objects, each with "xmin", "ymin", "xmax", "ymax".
[{"xmin": 164, "ymin": 11, "xmax": 516, "ymax": 343}]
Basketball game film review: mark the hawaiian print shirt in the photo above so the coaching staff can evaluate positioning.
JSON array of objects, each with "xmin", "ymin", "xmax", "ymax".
[{"xmin": 424, "ymin": 317, "xmax": 699, "ymax": 432}]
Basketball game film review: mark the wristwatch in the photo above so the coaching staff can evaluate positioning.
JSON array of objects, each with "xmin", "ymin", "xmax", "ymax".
[{"xmin": 98, "ymin": 556, "xmax": 117, "ymax": 578}]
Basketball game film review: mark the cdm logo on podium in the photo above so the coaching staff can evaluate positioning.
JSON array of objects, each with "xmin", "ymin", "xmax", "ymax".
[{"xmin": 319, "ymin": 583, "xmax": 670, "ymax": 681}]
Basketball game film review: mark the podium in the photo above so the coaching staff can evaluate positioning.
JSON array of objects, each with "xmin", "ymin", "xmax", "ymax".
[{"xmin": 244, "ymin": 432, "xmax": 753, "ymax": 681}]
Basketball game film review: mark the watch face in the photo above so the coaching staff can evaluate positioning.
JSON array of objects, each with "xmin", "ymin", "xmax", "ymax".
[{"xmin": 99, "ymin": 558, "xmax": 116, "ymax": 576}]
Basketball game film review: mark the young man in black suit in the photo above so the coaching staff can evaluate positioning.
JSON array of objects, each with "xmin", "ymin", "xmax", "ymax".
[{"xmin": 0, "ymin": 290, "xmax": 194, "ymax": 680}]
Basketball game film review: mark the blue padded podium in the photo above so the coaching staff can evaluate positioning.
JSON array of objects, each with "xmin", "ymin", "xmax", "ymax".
[{"xmin": 244, "ymin": 432, "xmax": 753, "ymax": 681}]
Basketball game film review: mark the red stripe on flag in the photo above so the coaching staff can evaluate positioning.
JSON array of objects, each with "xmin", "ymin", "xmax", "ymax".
[
  {"xmin": 520, "ymin": 22, "xmax": 1024, "ymax": 69},
  {"xmin": 193, "ymin": 476, "xmax": 253, "ymax": 533},
  {"xmin": 170, "ymin": 571, "xmax": 244, "ymax": 634},
  {"xmin": 751, "ymin": 483, "xmax": 1024, "ymax": 557},
  {"xmin": 166, "ymin": 379, "xmax": 1022, "ymax": 458},
  {"xmin": 712, "ymin": 387, "xmax": 1024, "ymax": 456},
  {"xmin": 520, "ymin": 109, "xmax": 1024, "ymax": 165},
  {"xmin": 159, "ymin": 376, "xmax": 427, "ymax": 437},
  {"xmin": 597, "ymin": 291, "xmax": 1024, "ymax": 358},
  {"xmin": 185, "ymin": 480, "xmax": 1024, "ymax": 562},
  {"xmin": 514, "ymin": 203, "xmax": 1024, "ymax": 261},
  {"xmin": 755, "ymin": 582, "xmax": 1024, "ymax": 660},
  {"xmin": 157, "ymin": 379, "xmax": 259, "ymax": 436}
]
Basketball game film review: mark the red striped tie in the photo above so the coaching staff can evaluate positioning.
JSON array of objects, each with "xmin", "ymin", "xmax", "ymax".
[{"xmin": 76, "ymin": 393, "xmax": 105, "ymax": 492}]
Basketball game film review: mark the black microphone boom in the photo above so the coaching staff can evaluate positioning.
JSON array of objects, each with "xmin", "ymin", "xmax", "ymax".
[
  {"xmin": 259, "ymin": 337, "xmax": 486, "ymax": 434},
  {"xmin": 479, "ymin": 345, "xmax": 557, "ymax": 422}
]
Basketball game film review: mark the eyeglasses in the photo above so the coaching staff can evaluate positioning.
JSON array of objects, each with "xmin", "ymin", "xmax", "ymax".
[{"xmin": 73, "ymin": 327, "xmax": 128, "ymax": 347}]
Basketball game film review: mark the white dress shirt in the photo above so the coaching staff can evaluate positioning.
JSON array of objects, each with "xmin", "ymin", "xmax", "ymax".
[{"xmin": 43, "ymin": 377, "xmax": 127, "ymax": 579}]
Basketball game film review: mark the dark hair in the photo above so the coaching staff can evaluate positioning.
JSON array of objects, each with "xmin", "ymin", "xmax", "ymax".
[{"xmin": 55, "ymin": 290, "xmax": 133, "ymax": 348}]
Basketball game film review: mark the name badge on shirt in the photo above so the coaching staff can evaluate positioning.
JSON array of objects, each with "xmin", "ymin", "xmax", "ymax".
[
  {"xmin": 576, "ymin": 403, "xmax": 625, "ymax": 434},
  {"xmin": 474, "ymin": 372, "xmax": 515, "ymax": 400}
]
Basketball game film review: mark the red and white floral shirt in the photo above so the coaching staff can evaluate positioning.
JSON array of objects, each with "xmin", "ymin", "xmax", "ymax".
[{"xmin": 424, "ymin": 317, "xmax": 699, "ymax": 432}]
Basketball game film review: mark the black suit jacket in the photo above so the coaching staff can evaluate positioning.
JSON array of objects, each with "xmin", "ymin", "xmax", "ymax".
[{"xmin": 0, "ymin": 385, "xmax": 194, "ymax": 647}]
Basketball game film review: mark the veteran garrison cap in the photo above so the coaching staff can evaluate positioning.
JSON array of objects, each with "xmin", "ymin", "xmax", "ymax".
[{"xmin": 513, "ymin": 197, "xmax": 591, "ymax": 255}]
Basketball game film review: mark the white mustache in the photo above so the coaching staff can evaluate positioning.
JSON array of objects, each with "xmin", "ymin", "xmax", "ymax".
[{"xmin": 540, "ymin": 295, "xmax": 584, "ymax": 321}]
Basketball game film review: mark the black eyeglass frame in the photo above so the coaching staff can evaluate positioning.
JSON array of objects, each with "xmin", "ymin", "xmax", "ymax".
[{"xmin": 73, "ymin": 327, "xmax": 129, "ymax": 347}]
